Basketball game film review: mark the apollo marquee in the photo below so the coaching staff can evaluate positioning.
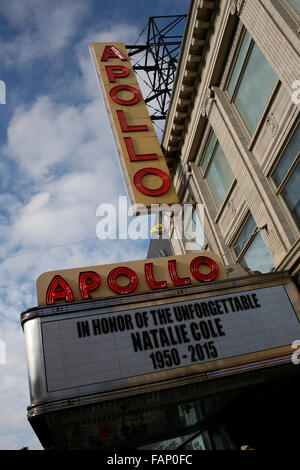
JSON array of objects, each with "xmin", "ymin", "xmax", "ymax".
[
  {"xmin": 90, "ymin": 42, "xmax": 178, "ymax": 208},
  {"xmin": 21, "ymin": 250, "xmax": 300, "ymax": 449}
]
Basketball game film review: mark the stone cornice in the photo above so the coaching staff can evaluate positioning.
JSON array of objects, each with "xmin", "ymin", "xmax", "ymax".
[{"xmin": 162, "ymin": 0, "xmax": 219, "ymax": 164}]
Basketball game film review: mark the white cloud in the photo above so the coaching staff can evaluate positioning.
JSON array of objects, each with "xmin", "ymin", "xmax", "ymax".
[
  {"xmin": 0, "ymin": 14, "xmax": 159, "ymax": 450},
  {"xmin": 0, "ymin": 0, "xmax": 91, "ymax": 65},
  {"xmin": 3, "ymin": 19, "xmax": 159, "ymax": 256},
  {"xmin": 5, "ymin": 97, "xmax": 114, "ymax": 179},
  {"xmin": 0, "ymin": 232, "xmax": 148, "ymax": 450},
  {"xmin": 4, "ymin": 103, "xmax": 128, "ymax": 252},
  {"xmin": 0, "ymin": 318, "xmax": 41, "ymax": 449}
]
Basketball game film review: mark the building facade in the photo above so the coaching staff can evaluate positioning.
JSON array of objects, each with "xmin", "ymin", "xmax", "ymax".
[{"xmin": 161, "ymin": 0, "xmax": 299, "ymax": 284}]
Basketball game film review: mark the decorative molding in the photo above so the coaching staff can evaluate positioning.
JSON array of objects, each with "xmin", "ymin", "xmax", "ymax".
[
  {"xmin": 228, "ymin": 200, "xmax": 237, "ymax": 218},
  {"xmin": 266, "ymin": 113, "xmax": 279, "ymax": 137},
  {"xmin": 184, "ymin": 162, "xmax": 193, "ymax": 176},
  {"xmin": 201, "ymin": 88, "xmax": 216, "ymax": 117},
  {"xmin": 230, "ymin": 0, "xmax": 245, "ymax": 15}
]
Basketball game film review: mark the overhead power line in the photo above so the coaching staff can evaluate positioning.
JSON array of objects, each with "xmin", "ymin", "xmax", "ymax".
[{"xmin": 0, "ymin": 237, "xmax": 99, "ymax": 261}]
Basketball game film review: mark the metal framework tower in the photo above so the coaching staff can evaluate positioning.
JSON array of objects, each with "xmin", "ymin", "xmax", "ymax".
[{"xmin": 126, "ymin": 15, "xmax": 187, "ymax": 121}]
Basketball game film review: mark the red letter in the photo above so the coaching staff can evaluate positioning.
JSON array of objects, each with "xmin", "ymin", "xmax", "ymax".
[
  {"xmin": 133, "ymin": 168, "xmax": 171, "ymax": 196},
  {"xmin": 46, "ymin": 275, "xmax": 74, "ymax": 304},
  {"xmin": 124, "ymin": 137, "xmax": 158, "ymax": 161},
  {"xmin": 145, "ymin": 263, "xmax": 167, "ymax": 290},
  {"xmin": 109, "ymin": 85, "xmax": 141, "ymax": 106},
  {"xmin": 190, "ymin": 256, "xmax": 219, "ymax": 282},
  {"xmin": 105, "ymin": 66, "xmax": 130, "ymax": 83},
  {"xmin": 116, "ymin": 110, "xmax": 148, "ymax": 132},
  {"xmin": 101, "ymin": 45, "xmax": 127, "ymax": 62},
  {"xmin": 107, "ymin": 266, "xmax": 138, "ymax": 294},
  {"xmin": 79, "ymin": 271, "xmax": 101, "ymax": 299},
  {"xmin": 168, "ymin": 260, "xmax": 192, "ymax": 286}
]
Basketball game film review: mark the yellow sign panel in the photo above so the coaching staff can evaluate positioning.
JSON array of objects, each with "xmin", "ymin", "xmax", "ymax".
[
  {"xmin": 36, "ymin": 252, "xmax": 226, "ymax": 306},
  {"xmin": 90, "ymin": 42, "xmax": 179, "ymax": 208}
]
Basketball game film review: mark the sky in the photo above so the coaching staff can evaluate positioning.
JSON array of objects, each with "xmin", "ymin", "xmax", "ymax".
[{"xmin": 0, "ymin": 0, "xmax": 190, "ymax": 450}]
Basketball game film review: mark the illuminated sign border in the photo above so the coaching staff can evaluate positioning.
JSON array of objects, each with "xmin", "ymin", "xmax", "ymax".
[
  {"xmin": 22, "ymin": 273, "xmax": 300, "ymax": 409},
  {"xmin": 90, "ymin": 42, "xmax": 179, "ymax": 207},
  {"xmin": 36, "ymin": 252, "xmax": 226, "ymax": 306}
]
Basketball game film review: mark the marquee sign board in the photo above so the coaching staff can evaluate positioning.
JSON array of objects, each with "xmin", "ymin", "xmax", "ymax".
[
  {"xmin": 36, "ymin": 252, "xmax": 226, "ymax": 307},
  {"xmin": 90, "ymin": 42, "xmax": 179, "ymax": 208},
  {"xmin": 22, "ymin": 273, "xmax": 300, "ymax": 450},
  {"xmin": 37, "ymin": 282, "xmax": 300, "ymax": 394}
]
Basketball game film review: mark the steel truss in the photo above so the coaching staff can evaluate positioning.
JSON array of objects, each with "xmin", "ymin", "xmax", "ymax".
[{"xmin": 126, "ymin": 15, "xmax": 187, "ymax": 121}]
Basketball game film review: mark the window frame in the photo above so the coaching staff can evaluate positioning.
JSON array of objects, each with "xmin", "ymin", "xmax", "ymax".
[
  {"xmin": 224, "ymin": 27, "xmax": 279, "ymax": 139},
  {"xmin": 225, "ymin": 29, "xmax": 254, "ymax": 103},
  {"xmin": 233, "ymin": 213, "xmax": 257, "ymax": 263},
  {"xmin": 199, "ymin": 129, "xmax": 235, "ymax": 212},
  {"xmin": 270, "ymin": 121, "xmax": 300, "ymax": 230},
  {"xmin": 232, "ymin": 213, "xmax": 274, "ymax": 272},
  {"xmin": 280, "ymin": 0, "xmax": 300, "ymax": 17},
  {"xmin": 184, "ymin": 194, "xmax": 205, "ymax": 253},
  {"xmin": 276, "ymin": 0, "xmax": 300, "ymax": 34}
]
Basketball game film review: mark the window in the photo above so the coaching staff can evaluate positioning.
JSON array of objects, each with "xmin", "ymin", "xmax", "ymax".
[
  {"xmin": 200, "ymin": 131, "xmax": 234, "ymax": 210},
  {"xmin": 227, "ymin": 29, "xmax": 277, "ymax": 135},
  {"xmin": 184, "ymin": 196, "xmax": 205, "ymax": 252},
  {"xmin": 271, "ymin": 123, "xmax": 300, "ymax": 229},
  {"xmin": 287, "ymin": 0, "xmax": 300, "ymax": 14},
  {"xmin": 233, "ymin": 214, "xmax": 274, "ymax": 273}
]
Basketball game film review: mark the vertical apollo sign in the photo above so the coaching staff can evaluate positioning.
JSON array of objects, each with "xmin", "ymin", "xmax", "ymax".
[{"xmin": 90, "ymin": 43, "xmax": 179, "ymax": 208}]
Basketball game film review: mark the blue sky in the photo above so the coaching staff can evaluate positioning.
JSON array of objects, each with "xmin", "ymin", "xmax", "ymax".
[{"xmin": 0, "ymin": 0, "xmax": 189, "ymax": 449}]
